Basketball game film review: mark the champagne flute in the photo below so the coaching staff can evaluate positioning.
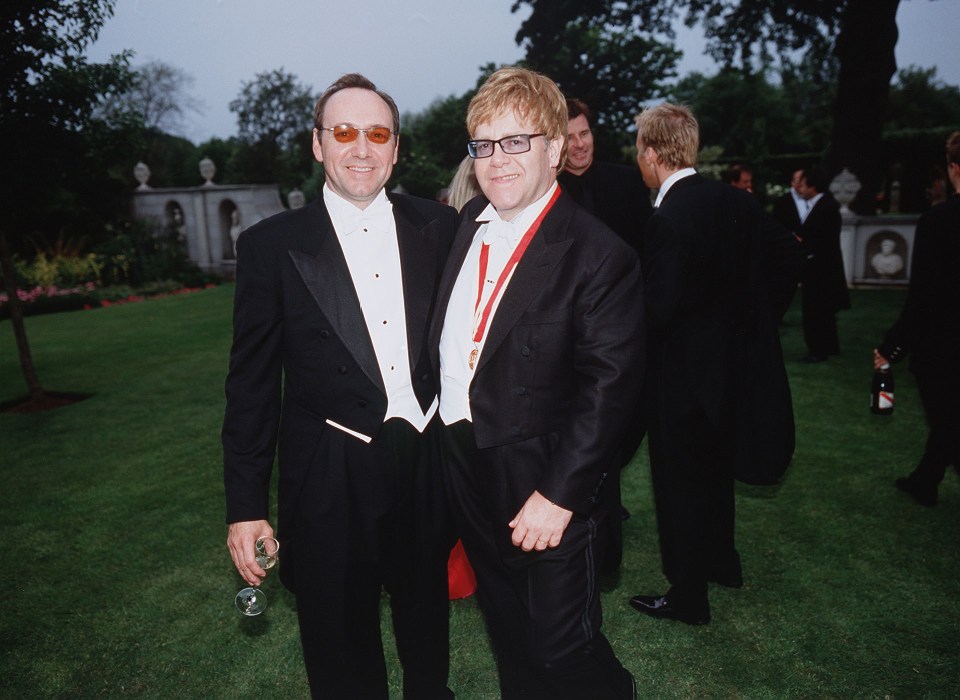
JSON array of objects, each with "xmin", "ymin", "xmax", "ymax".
[{"xmin": 234, "ymin": 536, "xmax": 279, "ymax": 616}]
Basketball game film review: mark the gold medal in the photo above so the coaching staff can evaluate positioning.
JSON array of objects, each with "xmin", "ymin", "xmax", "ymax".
[{"xmin": 468, "ymin": 347, "xmax": 478, "ymax": 370}]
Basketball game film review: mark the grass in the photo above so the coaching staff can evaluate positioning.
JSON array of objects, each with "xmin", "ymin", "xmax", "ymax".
[{"xmin": 1, "ymin": 286, "xmax": 957, "ymax": 697}]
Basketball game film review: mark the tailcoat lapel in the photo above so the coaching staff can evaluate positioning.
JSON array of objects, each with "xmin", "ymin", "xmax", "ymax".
[
  {"xmin": 288, "ymin": 200, "xmax": 384, "ymax": 394},
  {"xmin": 430, "ymin": 193, "xmax": 574, "ymax": 374},
  {"xmin": 476, "ymin": 214, "xmax": 573, "ymax": 372}
]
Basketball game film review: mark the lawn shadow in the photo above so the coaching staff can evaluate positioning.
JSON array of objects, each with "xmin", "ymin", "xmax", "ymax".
[{"xmin": 0, "ymin": 391, "xmax": 93, "ymax": 414}]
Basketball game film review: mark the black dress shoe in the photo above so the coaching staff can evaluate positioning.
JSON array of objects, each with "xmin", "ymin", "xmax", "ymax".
[
  {"xmin": 895, "ymin": 476, "xmax": 937, "ymax": 506},
  {"xmin": 629, "ymin": 594, "xmax": 710, "ymax": 625}
]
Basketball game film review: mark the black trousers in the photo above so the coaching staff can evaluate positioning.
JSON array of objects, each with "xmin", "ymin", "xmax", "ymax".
[
  {"xmin": 290, "ymin": 418, "xmax": 453, "ymax": 700},
  {"xmin": 440, "ymin": 420, "xmax": 633, "ymax": 700},
  {"xmin": 647, "ymin": 400, "xmax": 738, "ymax": 603},
  {"xmin": 801, "ymin": 287, "xmax": 840, "ymax": 357},
  {"xmin": 910, "ymin": 369, "xmax": 960, "ymax": 489}
]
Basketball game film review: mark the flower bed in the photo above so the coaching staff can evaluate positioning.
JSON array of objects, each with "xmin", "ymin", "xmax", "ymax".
[{"xmin": 0, "ymin": 281, "xmax": 218, "ymax": 320}]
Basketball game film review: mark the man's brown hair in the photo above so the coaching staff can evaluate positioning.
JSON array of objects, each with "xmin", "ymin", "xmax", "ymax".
[{"xmin": 313, "ymin": 73, "xmax": 400, "ymax": 134}]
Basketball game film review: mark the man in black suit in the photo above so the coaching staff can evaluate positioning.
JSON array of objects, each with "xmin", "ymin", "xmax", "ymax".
[
  {"xmin": 772, "ymin": 168, "xmax": 808, "ymax": 237},
  {"xmin": 629, "ymin": 103, "xmax": 771, "ymax": 625},
  {"xmin": 222, "ymin": 73, "xmax": 455, "ymax": 699},
  {"xmin": 558, "ymin": 97, "xmax": 653, "ymax": 574},
  {"xmin": 875, "ymin": 131, "xmax": 960, "ymax": 506},
  {"xmin": 557, "ymin": 98, "xmax": 653, "ymax": 255},
  {"xmin": 724, "ymin": 163, "xmax": 754, "ymax": 193},
  {"xmin": 432, "ymin": 67, "xmax": 644, "ymax": 699},
  {"xmin": 797, "ymin": 168, "xmax": 851, "ymax": 362},
  {"xmin": 728, "ymin": 164, "xmax": 804, "ymax": 322}
]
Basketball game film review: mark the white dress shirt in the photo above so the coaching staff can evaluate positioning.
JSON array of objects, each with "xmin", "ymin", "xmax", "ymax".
[
  {"xmin": 791, "ymin": 188, "xmax": 810, "ymax": 222},
  {"xmin": 324, "ymin": 185, "xmax": 437, "ymax": 433},
  {"xmin": 800, "ymin": 192, "xmax": 823, "ymax": 223},
  {"xmin": 654, "ymin": 167, "xmax": 697, "ymax": 207},
  {"xmin": 439, "ymin": 183, "xmax": 558, "ymax": 425}
]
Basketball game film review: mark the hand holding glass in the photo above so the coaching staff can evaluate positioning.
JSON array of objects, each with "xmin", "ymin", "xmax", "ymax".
[{"xmin": 234, "ymin": 536, "xmax": 279, "ymax": 616}]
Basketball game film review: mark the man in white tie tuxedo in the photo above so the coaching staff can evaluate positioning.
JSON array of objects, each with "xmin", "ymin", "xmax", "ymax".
[{"xmin": 222, "ymin": 73, "xmax": 456, "ymax": 699}]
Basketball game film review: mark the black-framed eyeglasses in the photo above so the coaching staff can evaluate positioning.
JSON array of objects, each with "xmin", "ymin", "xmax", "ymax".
[
  {"xmin": 466, "ymin": 133, "xmax": 545, "ymax": 159},
  {"xmin": 318, "ymin": 124, "xmax": 397, "ymax": 145}
]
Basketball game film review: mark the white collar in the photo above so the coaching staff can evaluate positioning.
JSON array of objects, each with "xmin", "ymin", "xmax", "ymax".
[
  {"xmin": 654, "ymin": 168, "xmax": 697, "ymax": 207},
  {"xmin": 323, "ymin": 185, "xmax": 392, "ymax": 237},
  {"xmin": 476, "ymin": 180, "xmax": 557, "ymax": 236}
]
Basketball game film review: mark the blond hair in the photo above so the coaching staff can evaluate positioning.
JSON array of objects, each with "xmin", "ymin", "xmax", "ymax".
[
  {"xmin": 448, "ymin": 155, "xmax": 482, "ymax": 211},
  {"xmin": 466, "ymin": 67, "xmax": 568, "ymax": 170},
  {"xmin": 635, "ymin": 103, "xmax": 699, "ymax": 170}
]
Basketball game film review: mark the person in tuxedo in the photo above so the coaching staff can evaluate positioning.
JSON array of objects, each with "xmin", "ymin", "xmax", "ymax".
[
  {"xmin": 724, "ymin": 163, "xmax": 754, "ymax": 193},
  {"xmin": 557, "ymin": 98, "xmax": 653, "ymax": 256},
  {"xmin": 797, "ymin": 168, "xmax": 850, "ymax": 362},
  {"xmin": 772, "ymin": 168, "xmax": 808, "ymax": 237},
  {"xmin": 728, "ymin": 165, "xmax": 804, "ymax": 323},
  {"xmin": 629, "ymin": 103, "xmax": 774, "ymax": 625},
  {"xmin": 875, "ymin": 131, "xmax": 960, "ymax": 506},
  {"xmin": 431, "ymin": 67, "xmax": 644, "ymax": 699},
  {"xmin": 557, "ymin": 97, "xmax": 653, "ymax": 575},
  {"xmin": 222, "ymin": 73, "xmax": 456, "ymax": 699}
]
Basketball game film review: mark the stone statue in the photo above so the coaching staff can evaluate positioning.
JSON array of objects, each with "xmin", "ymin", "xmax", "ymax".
[
  {"xmin": 870, "ymin": 238, "xmax": 904, "ymax": 278},
  {"xmin": 229, "ymin": 210, "xmax": 242, "ymax": 256},
  {"xmin": 287, "ymin": 188, "xmax": 306, "ymax": 209}
]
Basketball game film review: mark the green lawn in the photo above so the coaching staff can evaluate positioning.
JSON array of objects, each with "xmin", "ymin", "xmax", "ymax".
[{"xmin": 1, "ymin": 286, "xmax": 957, "ymax": 697}]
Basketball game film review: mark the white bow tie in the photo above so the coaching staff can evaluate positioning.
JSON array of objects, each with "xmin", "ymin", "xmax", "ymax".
[
  {"xmin": 482, "ymin": 220, "xmax": 519, "ymax": 245},
  {"xmin": 343, "ymin": 206, "xmax": 392, "ymax": 236}
]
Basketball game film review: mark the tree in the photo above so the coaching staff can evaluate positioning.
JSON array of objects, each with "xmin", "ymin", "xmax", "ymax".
[
  {"xmin": 513, "ymin": 0, "xmax": 941, "ymax": 213},
  {"xmin": 392, "ymin": 64, "xmax": 499, "ymax": 198},
  {"xmin": 881, "ymin": 66, "xmax": 960, "ymax": 211},
  {"xmin": 228, "ymin": 69, "xmax": 315, "ymax": 189},
  {"xmin": 829, "ymin": 0, "xmax": 900, "ymax": 213},
  {"xmin": 513, "ymin": 1, "xmax": 680, "ymax": 160},
  {"xmin": 1, "ymin": 0, "xmax": 134, "ymax": 408},
  {"xmin": 99, "ymin": 59, "xmax": 203, "ymax": 135},
  {"xmin": 885, "ymin": 66, "xmax": 960, "ymax": 131},
  {"xmin": 395, "ymin": 92, "xmax": 475, "ymax": 198},
  {"xmin": 666, "ymin": 68, "xmax": 835, "ymax": 195},
  {"xmin": 668, "ymin": 71, "xmax": 802, "ymax": 162}
]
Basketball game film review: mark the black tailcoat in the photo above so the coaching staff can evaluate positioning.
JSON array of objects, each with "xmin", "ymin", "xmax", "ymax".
[{"xmin": 222, "ymin": 193, "xmax": 456, "ymax": 697}]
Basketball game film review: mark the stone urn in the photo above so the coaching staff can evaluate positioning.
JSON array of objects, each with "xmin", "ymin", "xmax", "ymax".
[
  {"xmin": 199, "ymin": 156, "xmax": 216, "ymax": 185},
  {"xmin": 134, "ymin": 161, "xmax": 151, "ymax": 190},
  {"xmin": 830, "ymin": 169, "xmax": 861, "ymax": 216}
]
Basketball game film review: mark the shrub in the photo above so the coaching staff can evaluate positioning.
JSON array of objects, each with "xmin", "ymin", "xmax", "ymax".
[
  {"xmin": 15, "ymin": 253, "xmax": 103, "ymax": 288},
  {"xmin": 93, "ymin": 219, "xmax": 208, "ymax": 288}
]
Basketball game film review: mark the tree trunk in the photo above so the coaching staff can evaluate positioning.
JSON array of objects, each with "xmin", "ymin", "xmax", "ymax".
[
  {"xmin": 0, "ymin": 233, "xmax": 45, "ymax": 401},
  {"xmin": 829, "ymin": 0, "xmax": 900, "ymax": 215}
]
